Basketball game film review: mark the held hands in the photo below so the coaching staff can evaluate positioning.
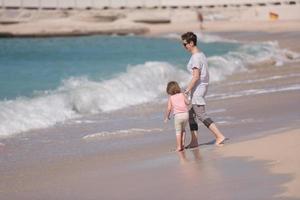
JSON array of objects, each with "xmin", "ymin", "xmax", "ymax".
[
  {"xmin": 183, "ymin": 89, "xmax": 191, "ymax": 105},
  {"xmin": 184, "ymin": 89, "xmax": 190, "ymax": 96}
]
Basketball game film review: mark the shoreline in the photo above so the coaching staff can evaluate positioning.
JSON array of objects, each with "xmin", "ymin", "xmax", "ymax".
[{"xmin": 1, "ymin": 7, "xmax": 300, "ymax": 199}]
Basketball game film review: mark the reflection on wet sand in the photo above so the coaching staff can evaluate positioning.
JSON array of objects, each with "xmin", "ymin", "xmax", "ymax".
[
  {"xmin": 176, "ymin": 148, "xmax": 203, "ymax": 186},
  {"xmin": 176, "ymin": 148, "xmax": 225, "ymax": 190},
  {"xmin": 177, "ymin": 149, "xmax": 202, "ymax": 165}
]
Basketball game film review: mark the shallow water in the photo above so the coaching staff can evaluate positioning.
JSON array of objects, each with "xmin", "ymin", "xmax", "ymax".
[{"xmin": 0, "ymin": 33, "xmax": 298, "ymax": 138}]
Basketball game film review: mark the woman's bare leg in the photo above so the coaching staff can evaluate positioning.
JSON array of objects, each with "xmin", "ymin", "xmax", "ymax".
[
  {"xmin": 187, "ymin": 108, "xmax": 199, "ymax": 148},
  {"xmin": 208, "ymin": 123, "xmax": 225, "ymax": 146},
  {"xmin": 187, "ymin": 130, "xmax": 199, "ymax": 148}
]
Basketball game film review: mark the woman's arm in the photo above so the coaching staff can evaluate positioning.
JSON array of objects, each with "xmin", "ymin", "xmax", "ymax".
[{"xmin": 185, "ymin": 68, "xmax": 200, "ymax": 94}]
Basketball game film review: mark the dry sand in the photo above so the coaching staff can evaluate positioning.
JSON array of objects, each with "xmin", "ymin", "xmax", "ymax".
[
  {"xmin": 1, "ymin": 5, "xmax": 300, "ymax": 37},
  {"xmin": 219, "ymin": 128, "xmax": 300, "ymax": 198}
]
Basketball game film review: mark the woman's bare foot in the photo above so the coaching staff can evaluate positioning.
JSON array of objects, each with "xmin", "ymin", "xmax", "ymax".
[
  {"xmin": 185, "ymin": 142, "xmax": 199, "ymax": 149},
  {"xmin": 185, "ymin": 130, "xmax": 199, "ymax": 149},
  {"xmin": 215, "ymin": 136, "xmax": 226, "ymax": 146}
]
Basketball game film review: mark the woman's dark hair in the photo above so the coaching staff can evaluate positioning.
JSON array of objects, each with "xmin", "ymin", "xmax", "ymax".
[
  {"xmin": 166, "ymin": 81, "xmax": 181, "ymax": 95},
  {"xmin": 181, "ymin": 32, "xmax": 197, "ymax": 46}
]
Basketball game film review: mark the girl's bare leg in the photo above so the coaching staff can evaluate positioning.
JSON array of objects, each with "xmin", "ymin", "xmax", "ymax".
[
  {"xmin": 176, "ymin": 133, "xmax": 184, "ymax": 151},
  {"xmin": 182, "ymin": 131, "xmax": 186, "ymax": 147}
]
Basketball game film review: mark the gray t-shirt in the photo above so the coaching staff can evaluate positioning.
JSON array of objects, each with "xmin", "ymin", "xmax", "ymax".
[{"xmin": 187, "ymin": 52, "xmax": 209, "ymax": 105}]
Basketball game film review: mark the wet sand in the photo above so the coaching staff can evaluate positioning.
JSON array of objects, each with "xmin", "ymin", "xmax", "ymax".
[
  {"xmin": 1, "ymin": 139, "xmax": 298, "ymax": 200},
  {"xmin": 1, "ymin": 11, "xmax": 300, "ymax": 199}
]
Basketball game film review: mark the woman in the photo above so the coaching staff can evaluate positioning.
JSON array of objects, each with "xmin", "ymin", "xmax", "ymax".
[{"xmin": 181, "ymin": 32, "xmax": 226, "ymax": 147}]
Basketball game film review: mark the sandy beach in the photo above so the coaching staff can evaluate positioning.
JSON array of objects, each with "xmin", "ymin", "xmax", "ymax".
[
  {"xmin": 220, "ymin": 128, "xmax": 300, "ymax": 198},
  {"xmin": 1, "ymin": 3, "xmax": 300, "ymax": 200},
  {"xmin": 1, "ymin": 3, "xmax": 300, "ymax": 37}
]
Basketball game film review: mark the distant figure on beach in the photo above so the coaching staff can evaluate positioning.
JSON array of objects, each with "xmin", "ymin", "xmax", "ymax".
[
  {"xmin": 164, "ymin": 81, "xmax": 190, "ymax": 151},
  {"xmin": 197, "ymin": 10, "xmax": 204, "ymax": 31},
  {"xmin": 181, "ymin": 32, "xmax": 226, "ymax": 147}
]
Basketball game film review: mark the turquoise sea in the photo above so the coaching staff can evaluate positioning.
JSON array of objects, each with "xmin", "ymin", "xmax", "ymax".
[{"xmin": 0, "ymin": 33, "xmax": 294, "ymax": 137}]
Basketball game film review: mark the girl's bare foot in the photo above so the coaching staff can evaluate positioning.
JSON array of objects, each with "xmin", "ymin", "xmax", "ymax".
[{"xmin": 176, "ymin": 147, "xmax": 184, "ymax": 152}]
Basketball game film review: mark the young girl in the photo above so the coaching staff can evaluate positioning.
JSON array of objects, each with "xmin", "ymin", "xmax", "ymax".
[{"xmin": 164, "ymin": 81, "xmax": 190, "ymax": 151}]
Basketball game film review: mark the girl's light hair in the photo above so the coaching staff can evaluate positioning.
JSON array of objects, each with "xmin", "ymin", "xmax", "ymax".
[{"xmin": 166, "ymin": 81, "xmax": 181, "ymax": 95}]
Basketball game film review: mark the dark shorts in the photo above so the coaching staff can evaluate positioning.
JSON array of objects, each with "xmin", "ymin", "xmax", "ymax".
[{"xmin": 189, "ymin": 104, "xmax": 214, "ymax": 129}]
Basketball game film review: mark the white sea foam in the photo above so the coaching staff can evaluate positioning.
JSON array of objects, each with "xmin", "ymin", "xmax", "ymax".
[
  {"xmin": 207, "ymin": 84, "xmax": 300, "ymax": 100},
  {"xmin": 224, "ymin": 73, "xmax": 300, "ymax": 86},
  {"xmin": 71, "ymin": 120, "xmax": 97, "ymax": 124},
  {"xmin": 208, "ymin": 41, "xmax": 300, "ymax": 82},
  {"xmin": 217, "ymin": 118, "xmax": 263, "ymax": 125},
  {"xmin": 58, "ymin": 62, "xmax": 189, "ymax": 113},
  {"xmin": 0, "ymin": 62, "xmax": 188, "ymax": 138},
  {"xmin": 83, "ymin": 128, "xmax": 164, "ymax": 140}
]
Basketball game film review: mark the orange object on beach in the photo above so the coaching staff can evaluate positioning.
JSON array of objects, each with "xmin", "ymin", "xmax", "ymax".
[{"xmin": 269, "ymin": 12, "xmax": 279, "ymax": 20}]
